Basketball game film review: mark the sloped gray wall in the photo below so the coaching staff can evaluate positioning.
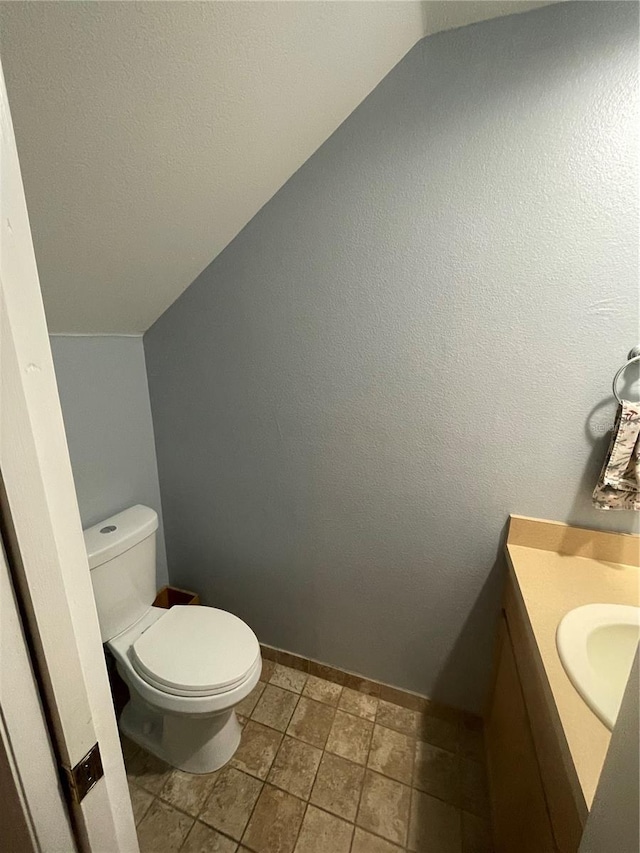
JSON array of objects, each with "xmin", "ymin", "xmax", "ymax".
[{"xmin": 144, "ymin": 2, "xmax": 639, "ymax": 712}]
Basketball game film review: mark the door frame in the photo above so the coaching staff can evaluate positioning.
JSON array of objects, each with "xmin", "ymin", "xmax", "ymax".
[
  {"xmin": 0, "ymin": 55, "xmax": 138, "ymax": 852},
  {"xmin": 0, "ymin": 531, "xmax": 76, "ymax": 852}
]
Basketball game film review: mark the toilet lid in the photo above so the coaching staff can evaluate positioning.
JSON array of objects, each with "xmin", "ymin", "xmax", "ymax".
[{"xmin": 131, "ymin": 606, "xmax": 260, "ymax": 696}]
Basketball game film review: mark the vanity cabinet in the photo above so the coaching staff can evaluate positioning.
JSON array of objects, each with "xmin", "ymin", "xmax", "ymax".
[
  {"xmin": 486, "ymin": 614, "xmax": 556, "ymax": 852},
  {"xmin": 486, "ymin": 578, "xmax": 584, "ymax": 853}
]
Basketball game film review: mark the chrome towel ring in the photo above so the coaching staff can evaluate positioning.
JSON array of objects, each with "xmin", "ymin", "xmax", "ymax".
[{"xmin": 612, "ymin": 346, "xmax": 640, "ymax": 404}]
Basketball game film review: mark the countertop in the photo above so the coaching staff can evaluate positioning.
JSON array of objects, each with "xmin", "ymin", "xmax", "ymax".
[{"xmin": 504, "ymin": 515, "xmax": 639, "ymax": 811}]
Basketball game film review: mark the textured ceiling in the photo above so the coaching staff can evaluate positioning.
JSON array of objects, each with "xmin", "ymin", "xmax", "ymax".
[{"xmin": 0, "ymin": 1, "xmax": 556, "ymax": 333}]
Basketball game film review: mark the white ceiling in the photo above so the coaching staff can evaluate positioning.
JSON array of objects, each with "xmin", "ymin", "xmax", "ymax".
[{"xmin": 0, "ymin": 1, "xmax": 556, "ymax": 334}]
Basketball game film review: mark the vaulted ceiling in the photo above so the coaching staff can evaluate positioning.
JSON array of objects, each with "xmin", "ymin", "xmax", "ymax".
[{"xmin": 0, "ymin": 1, "xmax": 556, "ymax": 333}]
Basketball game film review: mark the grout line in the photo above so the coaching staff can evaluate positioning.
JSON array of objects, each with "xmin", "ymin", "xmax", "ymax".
[
  {"xmin": 261, "ymin": 643, "xmax": 478, "ymax": 726},
  {"xmin": 240, "ymin": 689, "xmax": 304, "ymax": 851},
  {"xmin": 129, "ymin": 781, "xmax": 155, "ymax": 827},
  {"xmin": 303, "ymin": 733, "xmax": 327, "ymax": 804},
  {"xmin": 352, "ymin": 769, "xmax": 367, "ymax": 844},
  {"xmin": 407, "ymin": 724, "xmax": 418, "ymax": 851},
  {"xmin": 176, "ymin": 820, "xmax": 198, "ymax": 851},
  {"xmin": 137, "ymin": 759, "xmax": 430, "ymax": 852},
  {"xmin": 128, "ymin": 677, "xmax": 483, "ymax": 853},
  {"xmin": 289, "ymin": 796, "xmax": 310, "ymax": 853},
  {"xmin": 351, "ymin": 720, "xmax": 372, "ymax": 847}
]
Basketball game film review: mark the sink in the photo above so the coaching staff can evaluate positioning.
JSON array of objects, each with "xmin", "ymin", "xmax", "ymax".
[{"xmin": 556, "ymin": 603, "xmax": 640, "ymax": 730}]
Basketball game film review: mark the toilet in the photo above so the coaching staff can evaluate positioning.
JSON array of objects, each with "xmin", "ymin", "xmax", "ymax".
[{"xmin": 84, "ymin": 504, "xmax": 261, "ymax": 774}]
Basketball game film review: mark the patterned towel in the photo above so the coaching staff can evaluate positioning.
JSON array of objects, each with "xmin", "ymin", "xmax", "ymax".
[{"xmin": 593, "ymin": 400, "xmax": 640, "ymax": 511}]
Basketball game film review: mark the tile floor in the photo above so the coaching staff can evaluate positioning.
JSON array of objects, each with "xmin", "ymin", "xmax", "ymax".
[{"xmin": 124, "ymin": 661, "xmax": 494, "ymax": 853}]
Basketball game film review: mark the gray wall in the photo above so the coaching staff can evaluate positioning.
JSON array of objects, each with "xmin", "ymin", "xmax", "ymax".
[
  {"xmin": 51, "ymin": 335, "xmax": 168, "ymax": 586},
  {"xmin": 145, "ymin": 2, "xmax": 639, "ymax": 713},
  {"xmin": 580, "ymin": 651, "xmax": 639, "ymax": 852}
]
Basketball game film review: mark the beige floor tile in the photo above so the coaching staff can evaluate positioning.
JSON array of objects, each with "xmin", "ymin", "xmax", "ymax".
[
  {"xmin": 326, "ymin": 710, "xmax": 373, "ymax": 765},
  {"xmin": 367, "ymin": 724, "xmax": 414, "ymax": 784},
  {"xmin": 287, "ymin": 697, "xmax": 335, "ymax": 749},
  {"xmin": 356, "ymin": 770, "xmax": 410, "ymax": 847},
  {"xmin": 128, "ymin": 783, "xmax": 154, "ymax": 825},
  {"xmin": 270, "ymin": 664, "xmax": 308, "ymax": 694},
  {"xmin": 337, "ymin": 687, "xmax": 378, "ymax": 721},
  {"xmin": 309, "ymin": 752, "xmax": 364, "ymax": 822},
  {"xmin": 181, "ymin": 820, "xmax": 239, "ymax": 853},
  {"xmin": 231, "ymin": 720, "xmax": 283, "ymax": 780},
  {"xmin": 267, "ymin": 736, "xmax": 322, "ymax": 799},
  {"xmin": 462, "ymin": 811, "xmax": 494, "ymax": 853},
  {"xmin": 408, "ymin": 788, "xmax": 461, "ymax": 853},
  {"xmin": 418, "ymin": 713, "xmax": 460, "ymax": 754},
  {"xmin": 159, "ymin": 767, "xmax": 220, "ymax": 817},
  {"xmin": 351, "ymin": 827, "xmax": 403, "ymax": 853},
  {"xmin": 126, "ymin": 747, "xmax": 173, "ymax": 795},
  {"xmin": 414, "ymin": 740, "xmax": 461, "ymax": 806},
  {"xmin": 252, "ymin": 684, "xmax": 299, "ymax": 732},
  {"xmin": 293, "ymin": 804, "xmax": 353, "ymax": 853},
  {"xmin": 200, "ymin": 767, "xmax": 263, "ymax": 840},
  {"xmin": 302, "ymin": 675, "xmax": 342, "ymax": 707},
  {"xmin": 376, "ymin": 699, "xmax": 419, "ymax": 736},
  {"xmin": 241, "ymin": 784, "xmax": 306, "ymax": 853},
  {"xmin": 121, "ymin": 735, "xmax": 142, "ymax": 766},
  {"xmin": 236, "ymin": 681, "xmax": 266, "ymax": 718},
  {"xmin": 260, "ymin": 659, "xmax": 276, "ymax": 682},
  {"xmin": 136, "ymin": 798, "xmax": 194, "ymax": 853},
  {"xmin": 461, "ymin": 759, "xmax": 490, "ymax": 818}
]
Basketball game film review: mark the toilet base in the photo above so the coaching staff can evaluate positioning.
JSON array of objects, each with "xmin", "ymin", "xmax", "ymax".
[{"xmin": 120, "ymin": 695, "xmax": 242, "ymax": 774}]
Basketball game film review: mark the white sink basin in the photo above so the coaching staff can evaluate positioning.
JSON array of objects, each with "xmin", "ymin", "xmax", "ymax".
[{"xmin": 556, "ymin": 603, "xmax": 640, "ymax": 730}]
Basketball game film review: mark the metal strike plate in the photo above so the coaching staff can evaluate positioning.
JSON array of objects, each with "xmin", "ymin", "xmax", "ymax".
[{"xmin": 63, "ymin": 743, "xmax": 104, "ymax": 804}]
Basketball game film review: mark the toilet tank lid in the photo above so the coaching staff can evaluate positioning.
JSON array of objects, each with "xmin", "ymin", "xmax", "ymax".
[{"xmin": 83, "ymin": 505, "xmax": 158, "ymax": 570}]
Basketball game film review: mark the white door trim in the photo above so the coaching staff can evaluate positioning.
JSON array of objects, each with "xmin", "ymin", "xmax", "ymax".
[{"xmin": 0, "ymin": 55, "xmax": 138, "ymax": 852}]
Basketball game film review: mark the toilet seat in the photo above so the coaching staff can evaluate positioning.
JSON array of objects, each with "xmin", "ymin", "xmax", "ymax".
[{"xmin": 131, "ymin": 605, "xmax": 260, "ymax": 698}]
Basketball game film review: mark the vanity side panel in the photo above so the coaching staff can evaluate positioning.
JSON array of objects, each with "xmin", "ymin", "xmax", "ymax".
[
  {"xmin": 486, "ymin": 615, "xmax": 557, "ymax": 853},
  {"xmin": 504, "ymin": 579, "xmax": 585, "ymax": 852}
]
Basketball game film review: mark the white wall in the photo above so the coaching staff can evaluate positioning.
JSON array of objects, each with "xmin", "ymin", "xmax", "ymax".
[
  {"xmin": 0, "ymin": 1, "xmax": 425, "ymax": 333},
  {"xmin": 51, "ymin": 335, "xmax": 168, "ymax": 586},
  {"xmin": 145, "ymin": 2, "xmax": 639, "ymax": 712},
  {"xmin": 0, "ymin": 1, "xmax": 555, "ymax": 334}
]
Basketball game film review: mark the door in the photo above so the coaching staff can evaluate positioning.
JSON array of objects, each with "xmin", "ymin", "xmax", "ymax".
[
  {"xmin": 0, "ymin": 55, "xmax": 138, "ymax": 852},
  {"xmin": 0, "ymin": 533, "xmax": 76, "ymax": 852}
]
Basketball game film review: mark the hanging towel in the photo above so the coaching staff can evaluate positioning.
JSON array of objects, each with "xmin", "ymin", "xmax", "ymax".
[{"xmin": 593, "ymin": 400, "xmax": 640, "ymax": 511}]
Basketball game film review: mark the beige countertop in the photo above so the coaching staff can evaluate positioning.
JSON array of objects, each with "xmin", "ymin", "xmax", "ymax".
[{"xmin": 505, "ymin": 515, "xmax": 640, "ymax": 811}]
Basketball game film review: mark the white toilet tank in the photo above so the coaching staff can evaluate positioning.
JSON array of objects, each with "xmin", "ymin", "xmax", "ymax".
[{"xmin": 84, "ymin": 505, "xmax": 159, "ymax": 642}]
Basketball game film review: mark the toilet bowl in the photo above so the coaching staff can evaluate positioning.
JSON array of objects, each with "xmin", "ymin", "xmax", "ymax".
[{"xmin": 84, "ymin": 505, "xmax": 261, "ymax": 773}]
